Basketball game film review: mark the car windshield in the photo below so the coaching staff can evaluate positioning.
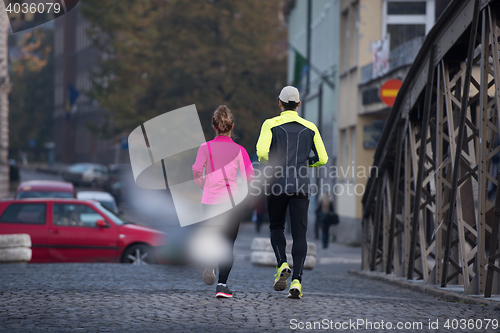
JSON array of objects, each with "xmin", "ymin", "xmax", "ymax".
[
  {"xmin": 17, "ymin": 191, "xmax": 74, "ymax": 199},
  {"xmin": 69, "ymin": 164, "xmax": 90, "ymax": 172},
  {"xmin": 99, "ymin": 200, "xmax": 116, "ymax": 213},
  {"xmin": 93, "ymin": 202, "xmax": 124, "ymax": 225}
]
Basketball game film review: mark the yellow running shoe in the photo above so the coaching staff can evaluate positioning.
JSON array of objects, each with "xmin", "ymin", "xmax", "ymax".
[
  {"xmin": 288, "ymin": 279, "xmax": 302, "ymax": 299},
  {"xmin": 273, "ymin": 262, "xmax": 291, "ymax": 291}
]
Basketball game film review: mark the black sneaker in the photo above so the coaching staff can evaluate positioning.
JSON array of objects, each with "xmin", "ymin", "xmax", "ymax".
[{"xmin": 215, "ymin": 284, "xmax": 233, "ymax": 298}]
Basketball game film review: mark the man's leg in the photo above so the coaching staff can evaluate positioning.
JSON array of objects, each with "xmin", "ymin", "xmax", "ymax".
[
  {"xmin": 268, "ymin": 193, "xmax": 293, "ymax": 291},
  {"xmin": 288, "ymin": 193, "xmax": 310, "ymax": 282},
  {"xmin": 267, "ymin": 194, "xmax": 289, "ymax": 265}
]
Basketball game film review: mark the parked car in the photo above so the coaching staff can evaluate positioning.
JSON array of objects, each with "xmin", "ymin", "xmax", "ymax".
[
  {"xmin": 15, "ymin": 180, "xmax": 76, "ymax": 199},
  {"xmin": 0, "ymin": 198, "xmax": 166, "ymax": 264},
  {"xmin": 108, "ymin": 164, "xmax": 127, "ymax": 185},
  {"xmin": 77, "ymin": 191, "xmax": 119, "ymax": 215},
  {"xmin": 63, "ymin": 163, "xmax": 109, "ymax": 187}
]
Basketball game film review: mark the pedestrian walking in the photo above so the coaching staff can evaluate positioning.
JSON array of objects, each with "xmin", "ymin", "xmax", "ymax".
[
  {"xmin": 315, "ymin": 193, "xmax": 339, "ymax": 249},
  {"xmin": 192, "ymin": 105, "xmax": 254, "ymax": 298},
  {"xmin": 256, "ymin": 86, "xmax": 328, "ymax": 299}
]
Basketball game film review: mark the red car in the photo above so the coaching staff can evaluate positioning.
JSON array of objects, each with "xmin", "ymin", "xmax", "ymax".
[
  {"xmin": 15, "ymin": 180, "xmax": 76, "ymax": 199},
  {"xmin": 0, "ymin": 198, "xmax": 166, "ymax": 264}
]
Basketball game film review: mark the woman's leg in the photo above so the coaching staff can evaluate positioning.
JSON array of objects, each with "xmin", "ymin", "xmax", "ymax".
[
  {"xmin": 200, "ymin": 204, "xmax": 223, "ymax": 285},
  {"xmin": 217, "ymin": 208, "xmax": 242, "ymax": 284}
]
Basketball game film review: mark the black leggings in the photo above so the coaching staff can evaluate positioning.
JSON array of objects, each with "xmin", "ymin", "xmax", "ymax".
[
  {"xmin": 267, "ymin": 193, "xmax": 309, "ymax": 282},
  {"xmin": 202, "ymin": 204, "xmax": 241, "ymax": 284}
]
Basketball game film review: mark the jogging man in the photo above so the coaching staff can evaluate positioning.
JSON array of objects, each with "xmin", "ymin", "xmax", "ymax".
[{"xmin": 256, "ymin": 86, "xmax": 328, "ymax": 298}]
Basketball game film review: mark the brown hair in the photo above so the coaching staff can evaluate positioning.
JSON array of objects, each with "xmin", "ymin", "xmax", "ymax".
[{"xmin": 212, "ymin": 105, "xmax": 234, "ymax": 135}]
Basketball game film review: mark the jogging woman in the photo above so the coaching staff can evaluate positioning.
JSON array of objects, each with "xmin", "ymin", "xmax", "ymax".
[{"xmin": 192, "ymin": 105, "xmax": 254, "ymax": 298}]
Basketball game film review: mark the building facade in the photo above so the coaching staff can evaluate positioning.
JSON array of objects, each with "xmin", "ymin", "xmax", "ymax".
[
  {"xmin": 337, "ymin": 0, "xmax": 452, "ymax": 243},
  {"xmin": 54, "ymin": 5, "xmax": 127, "ymax": 165},
  {"xmin": 287, "ymin": 0, "xmax": 451, "ymax": 243}
]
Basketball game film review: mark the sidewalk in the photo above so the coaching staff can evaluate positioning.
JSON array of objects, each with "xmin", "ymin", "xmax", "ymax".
[
  {"xmin": 234, "ymin": 222, "xmax": 362, "ymax": 269},
  {"xmin": 238, "ymin": 222, "xmax": 500, "ymax": 305},
  {"xmin": 350, "ymin": 269, "xmax": 500, "ymax": 306},
  {"xmin": 1, "ymin": 221, "xmax": 499, "ymax": 332}
]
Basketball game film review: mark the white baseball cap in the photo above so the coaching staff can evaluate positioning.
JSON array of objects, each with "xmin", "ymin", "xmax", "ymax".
[{"xmin": 278, "ymin": 86, "xmax": 300, "ymax": 103}]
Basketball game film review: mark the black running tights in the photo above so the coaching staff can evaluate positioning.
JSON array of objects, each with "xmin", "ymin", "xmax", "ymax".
[
  {"xmin": 267, "ymin": 193, "xmax": 309, "ymax": 282},
  {"xmin": 202, "ymin": 204, "xmax": 241, "ymax": 284}
]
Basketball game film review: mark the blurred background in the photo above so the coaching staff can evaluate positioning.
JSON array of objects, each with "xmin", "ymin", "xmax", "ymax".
[{"xmin": 1, "ymin": 0, "xmax": 456, "ymax": 258}]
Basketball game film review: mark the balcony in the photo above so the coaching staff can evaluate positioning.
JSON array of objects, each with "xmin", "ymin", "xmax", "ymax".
[{"xmin": 360, "ymin": 36, "xmax": 425, "ymax": 85}]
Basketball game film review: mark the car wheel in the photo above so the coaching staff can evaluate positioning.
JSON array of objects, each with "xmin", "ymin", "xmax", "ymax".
[{"xmin": 121, "ymin": 244, "xmax": 156, "ymax": 265}]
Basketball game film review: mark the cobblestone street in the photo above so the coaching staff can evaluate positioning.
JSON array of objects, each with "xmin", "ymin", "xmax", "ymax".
[{"xmin": 0, "ymin": 223, "xmax": 499, "ymax": 333}]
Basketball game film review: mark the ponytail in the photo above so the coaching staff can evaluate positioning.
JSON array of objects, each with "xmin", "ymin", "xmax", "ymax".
[{"xmin": 212, "ymin": 105, "xmax": 234, "ymax": 136}]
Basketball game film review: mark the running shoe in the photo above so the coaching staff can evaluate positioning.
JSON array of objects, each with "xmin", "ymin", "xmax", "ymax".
[
  {"xmin": 288, "ymin": 279, "xmax": 302, "ymax": 299},
  {"xmin": 203, "ymin": 267, "xmax": 216, "ymax": 285},
  {"xmin": 274, "ymin": 262, "xmax": 291, "ymax": 291},
  {"xmin": 215, "ymin": 284, "xmax": 233, "ymax": 298}
]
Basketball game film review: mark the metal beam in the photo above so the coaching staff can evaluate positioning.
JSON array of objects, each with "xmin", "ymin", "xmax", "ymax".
[
  {"xmin": 485, "ymin": 170, "xmax": 500, "ymax": 297},
  {"xmin": 386, "ymin": 119, "xmax": 407, "ymax": 274},
  {"xmin": 363, "ymin": 0, "xmax": 500, "ymax": 298},
  {"xmin": 441, "ymin": 0, "xmax": 480, "ymax": 288},
  {"xmin": 408, "ymin": 46, "xmax": 436, "ymax": 280}
]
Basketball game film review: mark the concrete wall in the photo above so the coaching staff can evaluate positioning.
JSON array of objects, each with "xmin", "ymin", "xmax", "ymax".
[{"xmin": 336, "ymin": 0, "xmax": 384, "ymax": 242}]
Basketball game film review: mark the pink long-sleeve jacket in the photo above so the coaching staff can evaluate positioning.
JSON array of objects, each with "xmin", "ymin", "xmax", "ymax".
[{"xmin": 192, "ymin": 135, "xmax": 254, "ymax": 205}]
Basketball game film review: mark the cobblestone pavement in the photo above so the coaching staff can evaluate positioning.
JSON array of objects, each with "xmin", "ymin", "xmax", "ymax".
[{"xmin": 0, "ymin": 223, "xmax": 499, "ymax": 333}]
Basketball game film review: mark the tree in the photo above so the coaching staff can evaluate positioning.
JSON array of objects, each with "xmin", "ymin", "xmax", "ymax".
[
  {"xmin": 81, "ymin": 0, "xmax": 287, "ymax": 153},
  {"xmin": 9, "ymin": 28, "xmax": 54, "ymax": 160}
]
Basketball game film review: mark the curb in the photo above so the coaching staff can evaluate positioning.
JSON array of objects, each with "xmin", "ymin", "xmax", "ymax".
[{"xmin": 348, "ymin": 270, "xmax": 500, "ymax": 307}]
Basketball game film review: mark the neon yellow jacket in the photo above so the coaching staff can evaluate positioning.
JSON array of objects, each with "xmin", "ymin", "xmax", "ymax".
[{"xmin": 256, "ymin": 110, "xmax": 328, "ymax": 193}]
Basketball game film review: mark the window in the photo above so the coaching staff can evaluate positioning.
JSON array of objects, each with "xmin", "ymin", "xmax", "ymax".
[
  {"xmin": 341, "ymin": 10, "xmax": 350, "ymax": 72},
  {"xmin": 53, "ymin": 204, "xmax": 103, "ymax": 228},
  {"xmin": 0, "ymin": 204, "xmax": 46, "ymax": 224},
  {"xmin": 98, "ymin": 201, "xmax": 115, "ymax": 213},
  {"xmin": 342, "ymin": 129, "xmax": 348, "ymax": 172},
  {"xmin": 387, "ymin": 24, "xmax": 426, "ymax": 50},
  {"xmin": 341, "ymin": 3, "xmax": 360, "ymax": 72},
  {"xmin": 352, "ymin": 3, "xmax": 360, "ymax": 67},
  {"xmin": 16, "ymin": 191, "xmax": 74, "ymax": 199},
  {"xmin": 387, "ymin": 1, "xmax": 426, "ymax": 14},
  {"xmin": 383, "ymin": 0, "xmax": 434, "ymax": 50},
  {"xmin": 351, "ymin": 127, "xmax": 357, "ymax": 179},
  {"xmin": 94, "ymin": 202, "xmax": 124, "ymax": 225}
]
